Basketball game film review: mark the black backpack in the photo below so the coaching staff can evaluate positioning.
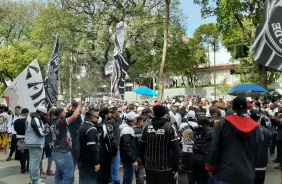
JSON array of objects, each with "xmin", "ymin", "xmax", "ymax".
[{"xmin": 72, "ymin": 124, "xmax": 90, "ymax": 159}]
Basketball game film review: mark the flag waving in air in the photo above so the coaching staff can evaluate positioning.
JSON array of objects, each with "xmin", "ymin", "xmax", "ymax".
[
  {"xmin": 250, "ymin": 0, "xmax": 282, "ymax": 71},
  {"xmin": 2, "ymin": 59, "xmax": 45, "ymax": 112},
  {"xmin": 44, "ymin": 33, "xmax": 59, "ymax": 106},
  {"xmin": 111, "ymin": 22, "xmax": 129, "ymax": 99}
]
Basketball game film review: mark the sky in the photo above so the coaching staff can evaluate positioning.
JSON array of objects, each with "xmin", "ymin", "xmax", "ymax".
[{"xmin": 180, "ymin": 0, "xmax": 232, "ymax": 65}]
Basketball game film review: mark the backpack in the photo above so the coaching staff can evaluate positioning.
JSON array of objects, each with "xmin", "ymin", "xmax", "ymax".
[{"xmin": 72, "ymin": 124, "xmax": 90, "ymax": 159}]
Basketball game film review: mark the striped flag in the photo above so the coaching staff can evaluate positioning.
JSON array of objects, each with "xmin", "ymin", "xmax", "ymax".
[
  {"xmin": 250, "ymin": 0, "xmax": 282, "ymax": 71},
  {"xmin": 3, "ymin": 59, "xmax": 45, "ymax": 112},
  {"xmin": 111, "ymin": 52, "xmax": 129, "ymax": 99},
  {"xmin": 44, "ymin": 34, "xmax": 59, "ymax": 106}
]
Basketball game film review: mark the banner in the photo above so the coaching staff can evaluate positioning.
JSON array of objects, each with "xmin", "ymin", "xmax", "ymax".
[
  {"xmin": 2, "ymin": 59, "xmax": 45, "ymax": 112},
  {"xmin": 111, "ymin": 52, "xmax": 129, "ymax": 99},
  {"xmin": 250, "ymin": 0, "xmax": 282, "ymax": 71},
  {"xmin": 115, "ymin": 21, "xmax": 125, "ymax": 53},
  {"xmin": 44, "ymin": 34, "xmax": 59, "ymax": 106}
]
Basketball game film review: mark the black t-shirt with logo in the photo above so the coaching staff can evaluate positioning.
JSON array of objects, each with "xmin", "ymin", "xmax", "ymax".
[
  {"xmin": 52, "ymin": 119, "xmax": 72, "ymax": 153},
  {"xmin": 195, "ymin": 108, "xmax": 207, "ymax": 118}
]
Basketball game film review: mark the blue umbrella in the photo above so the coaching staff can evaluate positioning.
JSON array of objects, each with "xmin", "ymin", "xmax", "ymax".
[
  {"xmin": 133, "ymin": 87, "xmax": 158, "ymax": 97},
  {"xmin": 227, "ymin": 84, "xmax": 270, "ymax": 97}
]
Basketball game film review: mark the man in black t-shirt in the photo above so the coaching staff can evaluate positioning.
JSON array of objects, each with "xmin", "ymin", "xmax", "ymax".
[
  {"xmin": 195, "ymin": 102, "xmax": 207, "ymax": 118},
  {"xmin": 77, "ymin": 108, "xmax": 100, "ymax": 184},
  {"xmin": 51, "ymin": 102, "xmax": 81, "ymax": 184}
]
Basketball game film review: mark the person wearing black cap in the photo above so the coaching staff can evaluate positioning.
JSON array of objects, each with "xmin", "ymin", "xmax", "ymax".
[
  {"xmin": 77, "ymin": 108, "xmax": 100, "ymax": 184},
  {"xmin": 14, "ymin": 108, "xmax": 29, "ymax": 174},
  {"xmin": 249, "ymin": 109, "xmax": 270, "ymax": 184},
  {"xmin": 206, "ymin": 96, "xmax": 260, "ymax": 184},
  {"xmin": 140, "ymin": 105, "xmax": 180, "ymax": 184},
  {"xmin": 51, "ymin": 102, "xmax": 82, "ymax": 184}
]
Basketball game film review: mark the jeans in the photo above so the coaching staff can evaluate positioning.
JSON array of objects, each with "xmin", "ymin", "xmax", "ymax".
[
  {"xmin": 9, "ymin": 134, "xmax": 16, "ymax": 157},
  {"xmin": 135, "ymin": 166, "xmax": 144, "ymax": 184},
  {"xmin": 122, "ymin": 163, "xmax": 134, "ymax": 184},
  {"xmin": 111, "ymin": 150, "xmax": 120, "ymax": 184},
  {"xmin": 52, "ymin": 151, "xmax": 74, "ymax": 184},
  {"xmin": 213, "ymin": 178, "xmax": 227, "ymax": 184},
  {"xmin": 28, "ymin": 147, "xmax": 43, "ymax": 184}
]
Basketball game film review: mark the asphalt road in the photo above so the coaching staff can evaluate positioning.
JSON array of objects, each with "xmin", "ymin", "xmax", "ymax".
[{"xmin": 0, "ymin": 152, "xmax": 280, "ymax": 184}]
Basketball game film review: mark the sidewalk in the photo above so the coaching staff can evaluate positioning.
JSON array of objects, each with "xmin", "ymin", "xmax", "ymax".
[{"xmin": 0, "ymin": 151, "xmax": 280, "ymax": 184}]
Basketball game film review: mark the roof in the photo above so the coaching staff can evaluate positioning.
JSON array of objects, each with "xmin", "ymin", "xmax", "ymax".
[{"xmin": 197, "ymin": 64, "xmax": 238, "ymax": 72}]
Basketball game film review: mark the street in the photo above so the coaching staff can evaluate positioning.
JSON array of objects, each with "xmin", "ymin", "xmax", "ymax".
[{"xmin": 0, "ymin": 152, "xmax": 280, "ymax": 184}]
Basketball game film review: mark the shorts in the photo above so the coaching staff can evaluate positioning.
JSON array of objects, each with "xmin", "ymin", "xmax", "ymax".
[
  {"xmin": 0, "ymin": 132, "xmax": 9, "ymax": 146},
  {"xmin": 42, "ymin": 143, "xmax": 53, "ymax": 158}
]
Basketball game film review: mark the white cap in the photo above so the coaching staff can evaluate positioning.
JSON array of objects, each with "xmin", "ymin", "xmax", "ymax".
[
  {"xmin": 137, "ymin": 107, "xmax": 145, "ymax": 112},
  {"xmin": 126, "ymin": 111, "xmax": 139, "ymax": 121},
  {"xmin": 134, "ymin": 103, "xmax": 140, "ymax": 107},
  {"xmin": 201, "ymin": 98, "xmax": 206, "ymax": 101},
  {"xmin": 174, "ymin": 102, "xmax": 181, "ymax": 106},
  {"xmin": 187, "ymin": 110, "xmax": 196, "ymax": 118},
  {"xmin": 36, "ymin": 106, "xmax": 47, "ymax": 114}
]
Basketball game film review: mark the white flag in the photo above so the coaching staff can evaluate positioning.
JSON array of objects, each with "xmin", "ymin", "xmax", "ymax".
[{"xmin": 2, "ymin": 59, "xmax": 46, "ymax": 112}]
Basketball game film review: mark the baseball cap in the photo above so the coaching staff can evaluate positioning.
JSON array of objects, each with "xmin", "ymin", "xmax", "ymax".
[
  {"xmin": 249, "ymin": 109, "xmax": 261, "ymax": 121},
  {"xmin": 174, "ymin": 102, "xmax": 181, "ymax": 106},
  {"xmin": 232, "ymin": 96, "xmax": 247, "ymax": 115},
  {"xmin": 134, "ymin": 103, "xmax": 140, "ymax": 107},
  {"xmin": 126, "ymin": 111, "xmax": 139, "ymax": 121},
  {"xmin": 52, "ymin": 107, "xmax": 64, "ymax": 119},
  {"xmin": 187, "ymin": 110, "xmax": 196, "ymax": 118},
  {"xmin": 137, "ymin": 106, "xmax": 145, "ymax": 112},
  {"xmin": 36, "ymin": 106, "xmax": 47, "ymax": 114}
]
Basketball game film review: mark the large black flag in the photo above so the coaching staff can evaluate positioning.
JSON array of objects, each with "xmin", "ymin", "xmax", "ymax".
[
  {"xmin": 44, "ymin": 34, "xmax": 59, "ymax": 106},
  {"xmin": 111, "ymin": 52, "xmax": 129, "ymax": 99},
  {"xmin": 250, "ymin": 0, "xmax": 282, "ymax": 71}
]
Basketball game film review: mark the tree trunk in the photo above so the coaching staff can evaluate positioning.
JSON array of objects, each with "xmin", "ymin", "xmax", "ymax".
[
  {"xmin": 257, "ymin": 63, "xmax": 268, "ymax": 88},
  {"xmin": 69, "ymin": 54, "xmax": 73, "ymax": 103},
  {"xmin": 157, "ymin": 0, "xmax": 170, "ymax": 101}
]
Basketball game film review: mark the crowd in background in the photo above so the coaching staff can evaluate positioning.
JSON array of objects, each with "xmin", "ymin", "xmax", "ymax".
[{"xmin": 0, "ymin": 94, "xmax": 282, "ymax": 184}]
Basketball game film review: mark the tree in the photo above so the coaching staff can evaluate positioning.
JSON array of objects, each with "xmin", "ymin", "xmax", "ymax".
[{"xmin": 194, "ymin": 0, "xmax": 277, "ymax": 88}]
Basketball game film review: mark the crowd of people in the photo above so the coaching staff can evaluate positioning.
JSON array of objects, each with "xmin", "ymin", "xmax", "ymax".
[{"xmin": 0, "ymin": 94, "xmax": 281, "ymax": 184}]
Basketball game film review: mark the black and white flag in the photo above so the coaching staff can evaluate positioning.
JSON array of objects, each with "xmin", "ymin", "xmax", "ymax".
[
  {"xmin": 44, "ymin": 34, "xmax": 59, "ymax": 106},
  {"xmin": 3, "ymin": 59, "xmax": 45, "ymax": 112},
  {"xmin": 111, "ymin": 52, "xmax": 129, "ymax": 99},
  {"xmin": 115, "ymin": 21, "xmax": 125, "ymax": 53},
  {"xmin": 250, "ymin": 0, "xmax": 282, "ymax": 71}
]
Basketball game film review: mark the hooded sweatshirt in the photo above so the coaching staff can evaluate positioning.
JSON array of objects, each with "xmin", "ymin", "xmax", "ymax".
[
  {"xmin": 205, "ymin": 114, "xmax": 259, "ymax": 184},
  {"xmin": 120, "ymin": 121, "xmax": 138, "ymax": 164},
  {"xmin": 139, "ymin": 117, "xmax": 180, "ymax": 172},
  {"xmin": 193, "ymin": 126, "xmax": 213, "ymax": 154}
]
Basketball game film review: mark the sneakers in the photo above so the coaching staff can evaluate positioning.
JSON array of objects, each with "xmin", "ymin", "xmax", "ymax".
[
  {"xmin": 46, "ymin": 170, "xmax": 55, "ymax": 176},
  {"xmin": 20, "ymin": 170, "xmax": 25, "ymax": 174},
  {"xmin": 40, "ymin": 171, "xmax": 47, "ymax": 179},
  {"xmin": 6, "ymin": 157, "xmax": 11, "ymax": 161},
  {"xmin": 25, "ymin": 167, "xmax": 29, "ymax": 173}
]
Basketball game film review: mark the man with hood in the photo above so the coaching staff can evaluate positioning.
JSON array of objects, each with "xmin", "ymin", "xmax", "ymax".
[
  {"xmin": 140, "ymin": 105, "xmax": 180, "ymax": 184},
  {"xmin": 120, "ymin": 111, "xmax": 139, "ymax": 184},
  {"xmin": 205, "ymin": 96, "xmax": 260, "ymax": 184},
  {"xmin": 190, "ymin": 117, "xmax": 213, "ymax": 184}
]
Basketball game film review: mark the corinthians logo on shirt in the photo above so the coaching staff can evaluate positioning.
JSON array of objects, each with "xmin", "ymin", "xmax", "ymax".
[{"xmin": 147, "ymin": 125, "xmax": 165, "ymax": 135}]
